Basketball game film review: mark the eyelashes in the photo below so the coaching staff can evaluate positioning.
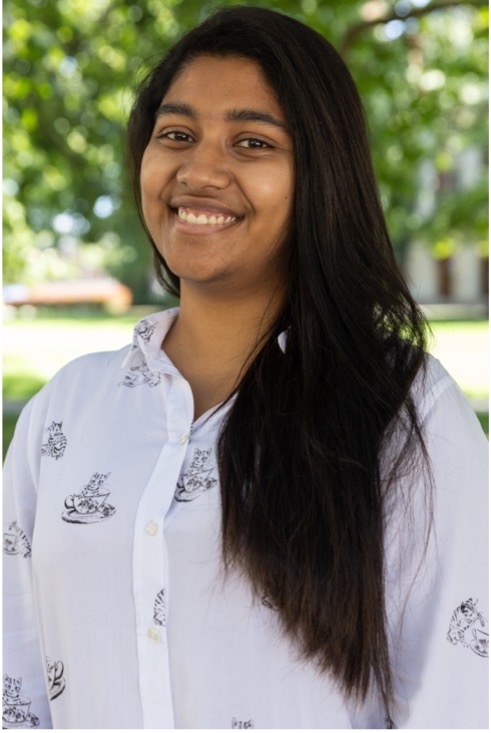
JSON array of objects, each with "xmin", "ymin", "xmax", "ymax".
[
  {"xmin": 156, "ymin": 130, "xmax": 193, "ymax": 143},
  {"xmin": 236, "ymin": 138, "xmax": 272, "ymax": 149},
  {"xmin": 154, "ymin": 129, "xmax": 274, "ymax": 151}
]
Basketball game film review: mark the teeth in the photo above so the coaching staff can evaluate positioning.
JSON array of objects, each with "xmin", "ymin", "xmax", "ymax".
[{"xmin": 177, "ymin": 207, "xmax": 237, "ymax": 225}]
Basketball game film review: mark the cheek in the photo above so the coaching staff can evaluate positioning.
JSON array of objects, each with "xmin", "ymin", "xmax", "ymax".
[
  {"xmin": 140, "ymin": 148, "xmax": 171, "ymax": 201},
  {"xmin": 250, "ymin": 171, "xmax": 293, "ymax": 220},
  {"xmin": 268, "ymin": 163, "xmax": 294, "ymax": 211},
  {"xmin": 140, "ymin": 162, "xmax": 156, "ymax": 202},
  {"xmin": 139, "ymin": 156, "xmax": 165, "ymax": 238}
]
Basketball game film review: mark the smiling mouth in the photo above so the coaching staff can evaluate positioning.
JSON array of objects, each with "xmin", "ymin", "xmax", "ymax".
[{"xmin": 175, "ymin": 206, "xmax": 240, "ymax": 226}]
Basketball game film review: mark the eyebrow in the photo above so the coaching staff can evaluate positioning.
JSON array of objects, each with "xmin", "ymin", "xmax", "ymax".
[
  {"xmin": 227, "ymin": 108, "xmax": 287, "ymax": 130},
  {"xmin": 155, "ymin": 102, "xmax": 194, "ymax": 119},
  {"xmin": 155, "ymin": 102, "xmax": 287, "ymax": 130}
]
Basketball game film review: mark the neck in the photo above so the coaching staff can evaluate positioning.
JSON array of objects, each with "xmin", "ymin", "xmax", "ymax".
[{"xmin": 163, "ymin": 282, "xmax": 285, "ymax": 418}]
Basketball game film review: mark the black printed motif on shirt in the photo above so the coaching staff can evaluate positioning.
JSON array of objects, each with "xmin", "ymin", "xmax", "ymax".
[
  {"xmin": 3, "ymin": 521, "xmax": 31, "ymax": 558},
  {"xmin": 2, "ymin": 673, "xmax": 40, "ymax": 728},
  {"xmin": 46, "ymin": 658, "xmax": 66, "ymax": 701},
  {"xmin": 41, "ymin": 421, "xmax": 67, "ymax": 460},
  {"xmin": 175, "ymin": 448, "xmax": 218, "ymax": 502},
  {"xmin": 120, "ymin": 364, "xmax": 162, "ymax": 388},
  {"xmin": 62, "ymin": 471, "xmax": 116, "ymax": 524},
  {"xmin": 231, "ymin": 718, "xmax": 254, "ymax": 729},
  {"xmin": 154, "ymin": 589, "xmax": 166, "ymax": 627},
  {"xmin": 260, "ymin": 595, "xmax": 278, "ymax": 611},
  {"xmin": 447, "ymin": 598, "xmax": 488, "ymax": 657},
  {"xmin": 135, "ymin": 319, "xmax": 156, "ymax": 343}
]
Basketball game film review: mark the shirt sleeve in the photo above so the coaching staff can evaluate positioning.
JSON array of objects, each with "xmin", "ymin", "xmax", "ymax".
[
  {"xmin": 389, "ymin": 376, "xmax": 489, "ymax": 729},
  {"xmin": 3, "ymin": 396, "xmax": 53, "ymax": 729}
]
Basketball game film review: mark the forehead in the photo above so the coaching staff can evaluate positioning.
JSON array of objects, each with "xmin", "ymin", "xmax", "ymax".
[{"xmin": 162, "ymin": 55, "xmax": 284, "ymax": 118}]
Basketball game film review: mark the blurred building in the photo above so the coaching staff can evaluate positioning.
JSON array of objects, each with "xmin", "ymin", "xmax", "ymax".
[{"xmin": 404, "ymin": 146, "xmax": 488, "ymax": 306}]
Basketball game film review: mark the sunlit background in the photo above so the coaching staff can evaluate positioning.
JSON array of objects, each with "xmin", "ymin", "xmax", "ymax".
[{"xmin": 3, "ymin": 0, "xmax": 489, "ymax": 455}]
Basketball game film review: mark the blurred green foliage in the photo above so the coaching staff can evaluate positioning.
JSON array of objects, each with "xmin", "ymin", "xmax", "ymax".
[{"xmin": 4, "ymin": 0, "xmax": 488, "ymax": 300}]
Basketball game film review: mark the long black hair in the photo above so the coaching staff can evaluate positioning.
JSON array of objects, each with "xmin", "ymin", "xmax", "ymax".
[{"xmin": 128, "ymin": 6, "xmax": 430, "ymax": 713}]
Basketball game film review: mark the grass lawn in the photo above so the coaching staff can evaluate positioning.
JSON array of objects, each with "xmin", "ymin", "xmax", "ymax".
[
  {"xmin": 3, "ymin": 314, "xmax": 140, "ymax": 399},
  {"xmin": 426, "ymin": 320, "xmax": 488, "ymax": 401},
  {"xmin": 2, "ymin": 312, "xmax": 488, "ymax": 457}
]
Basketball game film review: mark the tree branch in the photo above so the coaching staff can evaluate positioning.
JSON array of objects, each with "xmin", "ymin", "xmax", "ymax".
[{"xmin": 339, "ymin": 0, "xmax": 487, "ymax": 56}]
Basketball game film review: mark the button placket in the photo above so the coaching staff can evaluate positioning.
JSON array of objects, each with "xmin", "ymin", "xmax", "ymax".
[
  {"xmin": 133, "ymin": 438, "xmax": 193, "ymax": 728},
  {"xmin": 131, "ymin": 372, "xmax": 194, "ymax": 728},
  {"xmin": 147, "ymin": 627, "xmax": 161, "ymax": 643},
  {"xmin": 145, "ymin": 520, "xmax": 158, "ymax": 536}
]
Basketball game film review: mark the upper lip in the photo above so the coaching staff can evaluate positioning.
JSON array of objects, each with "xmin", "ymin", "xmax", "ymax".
[{"xmin": 169, "ymin": 196, "xmax": 243, "ymax": 219}]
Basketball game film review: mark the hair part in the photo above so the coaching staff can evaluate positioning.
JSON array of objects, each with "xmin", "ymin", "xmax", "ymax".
[{"xmin": 127, "ymin": 6, "xmax": 430, "ymax": 715}]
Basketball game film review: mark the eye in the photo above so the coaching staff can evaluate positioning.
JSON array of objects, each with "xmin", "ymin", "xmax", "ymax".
[
  {"xmin": 156, "ymin": 130, "xmax": 193, "ymax": 143},
  {"xmin": 236, "ymin": 138, "xmax": 272, "ymax": 149}
]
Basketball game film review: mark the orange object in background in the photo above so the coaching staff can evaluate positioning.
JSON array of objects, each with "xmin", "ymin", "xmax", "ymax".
[{"xmin": 3, "ymin": 278, "xmax": 133, "ymax": 313}]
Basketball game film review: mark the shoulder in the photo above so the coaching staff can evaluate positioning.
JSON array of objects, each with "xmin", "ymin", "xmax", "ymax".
[
  {"xmin": 412, "ymin": 353, "xmax": 487, "ymax": 470},
  {"xmin": 35, "ymin": 345, "xmax": 131, "ymax": 403},
  {"xmin": 14, "ymin": 346, "xmax": 131, "ymax": 440},
  {"xmin": 384, "ymin": 353, "xmax": 487, "ymax": 526},
  {"xmin": 411, "ymin": 354, "xmax": 456, "ymax": 420},
  {"xmin": 411, "ymin": 354, "xmax": 484, "ymax": 439},
  {"xmin": 46, "ymin": 345, "xmax": 130, "ymax": 387}
]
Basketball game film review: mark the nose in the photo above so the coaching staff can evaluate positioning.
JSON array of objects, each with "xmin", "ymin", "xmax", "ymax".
[{"xmin": 176, "ymin": 142, "xmax": 231, "ymax": 190}]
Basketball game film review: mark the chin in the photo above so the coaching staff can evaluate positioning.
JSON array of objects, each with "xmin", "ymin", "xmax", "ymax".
[{"xmin": 164, "ymin": 265, "xmax": 225, "ymax": 286}]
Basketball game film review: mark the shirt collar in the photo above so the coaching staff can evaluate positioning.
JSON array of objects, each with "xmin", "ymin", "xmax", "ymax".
[
  {"xmin": 121, "ymin": 307, "xmax": 180, "ymax": 374},
  {"xmin": 122, "ymin": 306, "xmax": 287, "ymax": 374}
]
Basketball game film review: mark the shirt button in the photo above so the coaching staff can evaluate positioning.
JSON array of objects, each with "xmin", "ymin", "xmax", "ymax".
[
  {"xmin": 146, "ymin": 521, "xmax": 158, "ymax": 536},
  {"xmin": 147, "ymin": 627, "xmax": 161, "ymax": 642},
  {"xmin": 179, "ymin": 431, "xmax": 190, "ymax": 444}
]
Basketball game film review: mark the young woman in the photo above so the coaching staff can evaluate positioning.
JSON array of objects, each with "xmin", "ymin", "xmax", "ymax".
[{"xmin": 3, "ymin": 7, "xmax": 488, "ymax": 729}]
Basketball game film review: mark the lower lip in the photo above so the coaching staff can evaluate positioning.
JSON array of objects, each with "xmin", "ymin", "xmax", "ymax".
[{"xmin": 172, "ymin": 211, "xmax": 241, "ymax": 235}]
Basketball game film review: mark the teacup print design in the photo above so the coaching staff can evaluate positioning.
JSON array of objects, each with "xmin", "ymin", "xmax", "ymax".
[
  {"xmin": 41, "ymin": 421, "xmax": 67, "ymax": 461},
  {"xmin": 120, "ymin": 364, "xmax": 162, "ymax": 388},
  {"xmin": 3, "ymin": 522, "xmax": 31, "ymax": 559},
  {"xmin": 231, "ymin": 718, "xmax": 254, "ymax": 729},
  {"xmin": 46, "ymin": 658, "xmax": 65, "ymax": 701},
  {"xmin": 447, "ymin": 598, "xmax": 488, "ymax": 657},
  {"xmin": 62, "ymin": 472, "xmax": 115, "ymax": 524},
  {"xmin": 175, "ymin": 448, "xmax": 218, "ymax": 502},
  {"xmin": 471, "ymin": 627, "xmax": 489, "ymax": 658},
  {"xmin": 2, "ymin": 674, "xmax": 39, "ymax": 729}
]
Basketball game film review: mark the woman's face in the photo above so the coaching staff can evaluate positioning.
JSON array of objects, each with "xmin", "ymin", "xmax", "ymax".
[{"xmin": 140, "ymin": 55, "xmax": 294, "ymax": 297}]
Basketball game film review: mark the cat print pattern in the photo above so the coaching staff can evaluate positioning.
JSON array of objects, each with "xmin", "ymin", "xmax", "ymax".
[
  {"xmin": 175, "ymin": 448, "xmax": 218, "ymax": 502},
  {"xmin": 62, "ymin": 472, "xmax": 115, "ymax": 524},
  {"xmin": 134, "ymin": 319, "xmax": 156, "ymax": 343},
  {"xmin": 231, "ymin": 718, "xmax": 254, "ymax": 729},
  {"xmin": 46, "ymin": 658, "xmax": 65, "ymax": 701},
  {"xmin": 447, "ymin": 598, "xmax": 488, "ymax": 657},
  {"xmin": 3, "ymin": 522, "xmax": 31, "ymax": 558},
  {"xmin": 2, "ymin": 674, "xmax": 39, "ymax": 729},
  {"xmin": 41, "ymin": 421, "xmax": 67, "ymax": 460},
  {"xmin": 153, "ymin": 589, "xmax": 166, "ymax": 627},
  {"xmin": 120, "ymin": 364, "xmax": 162, "ymax": 388}
]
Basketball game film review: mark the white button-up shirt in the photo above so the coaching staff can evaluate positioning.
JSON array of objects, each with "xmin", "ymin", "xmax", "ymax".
[{"xmin": 3, "ymin": 308, "xmax": 488, "ymax": 728}]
